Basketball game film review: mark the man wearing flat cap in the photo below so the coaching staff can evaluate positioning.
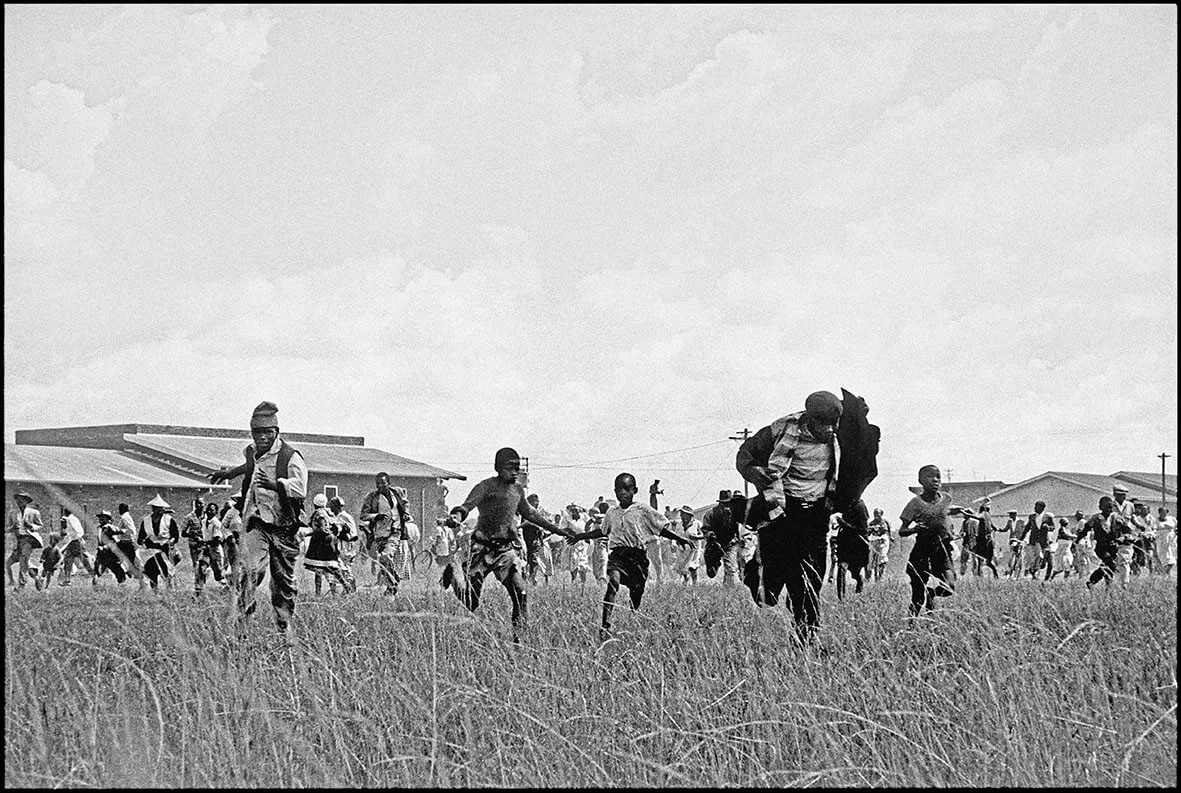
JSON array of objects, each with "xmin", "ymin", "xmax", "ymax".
[
  {"xmin": 737, "ymin": 389, "xmax": 880, "ymax": 643},
  {"xmin": 211, "ymin": 401, "xmax": 308, "ymax": 635}
]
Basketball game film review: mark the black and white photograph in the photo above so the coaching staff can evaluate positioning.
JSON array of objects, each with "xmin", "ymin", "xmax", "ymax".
[{"xmin": 4, "ymin": 4, "xmax": 1177, "ymax": 787}]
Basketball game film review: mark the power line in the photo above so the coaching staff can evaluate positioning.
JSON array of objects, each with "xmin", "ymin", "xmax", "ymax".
[{"xmin": 529, "ymin": 439, "xmax": 732, "ymax": 470}]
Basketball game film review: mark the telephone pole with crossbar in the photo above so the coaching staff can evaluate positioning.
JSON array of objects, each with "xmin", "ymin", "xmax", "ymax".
[{"xmin": 729, "ymin": 428, "xmax": 751, "ymax": 498}]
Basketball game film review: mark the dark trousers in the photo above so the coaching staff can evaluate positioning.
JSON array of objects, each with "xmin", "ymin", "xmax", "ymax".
[
  {"xmin": 757, "ymin": 500, "xmax": 831, "ymax": 639},
  {"xmin": 7, "ymin": 536, "xmax": 40, "ymax": 585},
  {"xmin": 237, "ymin": 518, "xmax": 300, "ymax": 628}
]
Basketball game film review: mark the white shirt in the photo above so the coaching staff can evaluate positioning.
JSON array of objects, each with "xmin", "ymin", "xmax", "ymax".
[
  {"xmin": 64, "ymin": 513, "xmax": 85, "ymax": 543},
  {"xmin": 242, "ymin": 435, "xmax": 308, "ymax": 525},
  {"xmin": 200, "ymin": 515, "xmax": 223, "ymax": 542}
]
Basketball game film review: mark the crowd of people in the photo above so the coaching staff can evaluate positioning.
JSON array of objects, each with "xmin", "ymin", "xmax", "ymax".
[{"xmin": 6, "ymin": 396, "xmax": 1177, "ymax": 644}]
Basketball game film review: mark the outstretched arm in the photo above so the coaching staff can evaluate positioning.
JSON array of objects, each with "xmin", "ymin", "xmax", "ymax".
[{"xmin": 210, "ymin": 462, "xmax": 248, "ymax": 484}]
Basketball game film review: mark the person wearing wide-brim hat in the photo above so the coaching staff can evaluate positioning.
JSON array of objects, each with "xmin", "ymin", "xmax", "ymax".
[
  {"xmin": 137, "ymin": 494, "xmax": 180, "ymax": 589},
  {"xmin": 7, "ymin": 491, "xmax": 45, "ymax": 588},
  {"xmin": 672, "ymin": 505, "xmax": 705, "ymax": 585}
]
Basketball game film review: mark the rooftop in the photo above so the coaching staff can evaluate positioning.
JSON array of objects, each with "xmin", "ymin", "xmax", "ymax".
[
  {"xmin": 5, "ymin": 444, "xmax": 225, "ymax": 489},
  {"xmin": 124, "ymin": 433, "xmax": 465, "ymax": 480}
]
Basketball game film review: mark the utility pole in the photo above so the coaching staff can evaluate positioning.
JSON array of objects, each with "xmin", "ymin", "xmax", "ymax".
[
  {"xmin": 1160, "ymin": 452, "xmax": 1171, "ymax": 510},
  {"xmin": 728, "ymin": 428, "xmax": 751, "ymax": 497}
]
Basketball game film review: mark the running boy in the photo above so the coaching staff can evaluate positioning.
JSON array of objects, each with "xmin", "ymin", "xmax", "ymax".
[
  {"xmin": 898, "ymin": 465, "xmax": 978, "ymax": 619},
  {"xmin": 448, "ymin": 448, "xmax": 572, "ymax": 639},
  {"xmin": 565, "ymin": 472, "xmax": 694, "ymax": 638}
]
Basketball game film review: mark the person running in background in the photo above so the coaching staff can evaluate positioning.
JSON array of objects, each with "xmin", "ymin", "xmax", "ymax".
[
  {"xmin": 220, "ymin": 497, "xmax": 244, "ymax": 586},
  {"xmin": 866, "ymin": 508, "xmax": 892, "ymax": 582},
  {"xmin": 57, "ymin": 506, "xmax": 94, "ymax": 585},
  {"xmin": 898, "ymin": 465, "xmax": 979, "ymax": 620},
  {"xmin": 1048, "ymin": 517, "xmax": 1075, "ymax": 580},
  {"xmin": 1079, "ymin": 496, "xmax": 1135, "ymax": 587},
  {"xmin": 972, "ymin": 503, "xmax": 999, "ymax": 577},
  {"xmin": 360, "ymin": 473, "xmax": 414, "ymax": 596},
  {"xmin": 7, "ymin": 492, "xmax": 45, "ymax": 589},
  {"xmin": 1071, "ymin": 509, "xmax": 1095, "ymax": 579},
  {"xmin": 1156, "ymin": 507, "xmax": 1176, "ymax": 576},
  {"xmin": 448, "ymin": 448, "xmax": 571, "ymax": 640},
  {"xmin": 181, "ymin": 497, "xmax": 206, "ymax": 572},
  {"xmin": 303, "ymin": 493, "xmax": 353, "ymax": 596},
  {"xmin": 328, "ymin": 497, "xmax": 358, "ymax": 594},
  {"xmin": 193, "ymin": 501, "xmax": 226, "ymax": 595},
  {"xmin": 958, "ymin": 512, "xmax": 978, "ymax": 577},
  {"xmin": 1001, "ymin": 510, "xmax": 1023, "ymax": 577},
  {"xmin": 833, "ymin": 501, "xmax": 869, "ymax": 598},
  {"xmin": 33, "ymin": 522, "xmax": 67, "ymax": 591},
  {"xmin": 589, "ymin": 502, "xmax": 610, "ymax": 583},
  {"xmin": 565, "ymin": 472, "xmax": 693, "ymax": 639},
  {"xmin": 430, "ymin": 517, "xmax": 455, "ymax": 583},
  {"xmin": 1019, "ymin": 502, "xmax": 1055, "ymax": 579},
  {"xmin": 1130, "ymin": 501, "xmax": 1155, "ymax": 576},
  {"xmin": 519, "ymin": 493, "xmax": 552, "ymax": 586},
  {"xmin": 92, "ymin": 510, "xmax": 134, "ymax": 586},
  {"xmin": 702, "ymin": 490, "xmax": 743, "ymax": 586},
  {"xmin": 137, "ymin": 494, "xmax": 180, "ymax": 590},
  {"xmin": 562, "ymin": 504, "xmax": 592, "ymax": 588},
  {"xmin": 673, "ymin": 504, "xmax": 704, "ymax": 585}
]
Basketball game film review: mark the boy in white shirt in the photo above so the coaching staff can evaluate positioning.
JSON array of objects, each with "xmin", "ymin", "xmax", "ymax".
[{"xmin": 566, "ymin": 473, "xmax": 693, "ymax": 638}]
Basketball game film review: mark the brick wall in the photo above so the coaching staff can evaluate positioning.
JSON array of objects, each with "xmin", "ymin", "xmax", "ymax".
[{"xmin": 3, "ymin": 481, "xmax": 230, "ymax": 538}]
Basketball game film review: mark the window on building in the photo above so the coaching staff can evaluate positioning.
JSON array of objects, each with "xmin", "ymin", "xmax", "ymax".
[{"xmin": 324, "ymin": 485, "xmax": 338, "ymax": 500}]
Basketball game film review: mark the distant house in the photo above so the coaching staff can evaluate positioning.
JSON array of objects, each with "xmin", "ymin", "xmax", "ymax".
[
  {"xmin": 7, "ymin": 423, "xmax": 466, "ymax": 533},
  {"xmin": 972, "ymin": 471, "xmax": 1175, "ymax": 518}
]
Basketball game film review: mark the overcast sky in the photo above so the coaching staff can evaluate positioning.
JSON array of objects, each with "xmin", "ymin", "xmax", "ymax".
[{"xmin": 5, "ymin": 5, "xmax": 1177, "ymax": 519}]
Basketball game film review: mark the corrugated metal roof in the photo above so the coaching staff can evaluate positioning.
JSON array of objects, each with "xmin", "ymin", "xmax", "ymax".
[
  {"xmin": 1111, "ymin": 471, "xmax": 1177, "ymax": 494},
  {"xmin": 125, "ymin": 434, "xmax": 465, "ymax": 480},
  {"xmin": 977, "ymin": 471, "xmax": 1163, "ymax": 503},
  {"xmin": 5, "ymin": 445, "xmax": 224, "ymax": 489}
]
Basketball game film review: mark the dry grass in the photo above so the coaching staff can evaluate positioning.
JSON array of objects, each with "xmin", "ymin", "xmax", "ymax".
[{"xmin": 4, "ymin": 568, "xmax": 1177, "ymax": 787}]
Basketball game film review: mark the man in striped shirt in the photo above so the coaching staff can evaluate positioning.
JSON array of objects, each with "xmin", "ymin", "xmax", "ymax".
[{"xmin": 737, "ymin": 390, "xmax": 843, "ymax": 643}]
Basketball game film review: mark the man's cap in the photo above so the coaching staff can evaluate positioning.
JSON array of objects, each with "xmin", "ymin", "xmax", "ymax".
[
  {"xmin": 1074, "ymin": 510, "xmax": 1085, "ymax": 518},
  {"xmin": 14, "ymin": 491, "xmax": 32, "ymax": 500},
  {"xmin": 729, "ymin": 491, "xmax": 746, "ymax": 502},
  {"xmin": 1112, "ymin": 484, "xmax": 1128, "ymax": 493},
  {"xmin": 147, "ymin": 494, "xmax": 170, "ymax": 508},
  {"xmin": 804, "ymin": 390, "xmax": 843, "ymax": 420},
  {"xmin": 312, "ymin": 493, "xmax": 328, "ymax": 508},
  {"xmin": 95, "ymin": 510, "xmax": 112, "ymax": 519},
  {"xmin": 328, "ymin": 496, "xmax": 343, "ymax": 508},
  {"xmin": 449, "ymin": 505, "xmax": 469, "ymax": 520},
  {"xmin": 680, "ymin": 504, "xmax": 694, "ymax": 515},
  {"xmin": 1008, "ymin": 510, "xmax": 1018, "ymax": 515},
  {"xmin": 250, "ymin": 401, "xmax": 280, "ymax": 430},
  {"xmin": 718, "ymin": 489, "xmax": 731, "ymax": 502},
  {"xmin": 494, "ymin": 447, "xmax": 520, "ymax": 468}
]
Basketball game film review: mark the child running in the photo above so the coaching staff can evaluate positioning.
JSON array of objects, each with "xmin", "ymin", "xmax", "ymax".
[
  {"xmin": 565, "ymin": 472, "xmax": 694, "ymax": 639},
  {"xmin": 448, "ymin": 448, "xmax": 572, "ymax": 640},
  {"xmin": 897, "ymin": 465, "xmax": 978, "ymax": 620}
]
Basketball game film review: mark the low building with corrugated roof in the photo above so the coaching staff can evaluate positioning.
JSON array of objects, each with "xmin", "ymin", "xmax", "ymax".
[{"xmin": 7, "ymin": 423, "xmax": 466, "ymax": 532}]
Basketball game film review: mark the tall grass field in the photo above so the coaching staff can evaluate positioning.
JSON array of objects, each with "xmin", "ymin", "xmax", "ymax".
[{"xmin": 5, "ymin": 563, "xmax": 1176, "ymax": 787}]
